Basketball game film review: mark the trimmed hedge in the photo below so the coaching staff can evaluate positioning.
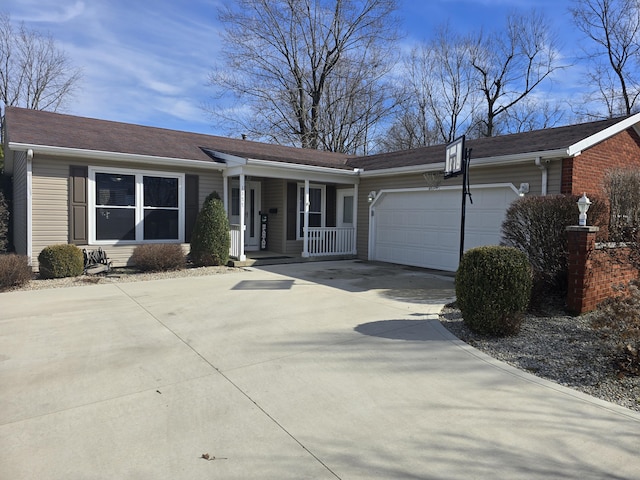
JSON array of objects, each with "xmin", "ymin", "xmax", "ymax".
[
  {"xmin": 38, "ymin": 244, "xmax": 84, "ymax": 279},
  {"xmin": 190, "ymin": 192, "xmax": 230, "ymax": 266},
  {"xmin": 456, "ymin": 246, "xmax": 532, "ymax": 336}
]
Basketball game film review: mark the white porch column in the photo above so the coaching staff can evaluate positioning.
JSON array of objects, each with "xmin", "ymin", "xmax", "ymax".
[
  {"xmin": 352, "ymin": 182, "xmax": 358, "ymax": 255},
  {"xmin": 239, "ymin": 174, "xmax": 246, "ymax": 261},
  {"xmin": 302, "ymin": 179, "xmax": 310, "ymax": 258}
]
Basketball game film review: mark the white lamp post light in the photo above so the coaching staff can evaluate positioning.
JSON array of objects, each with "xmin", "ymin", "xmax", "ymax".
[{"xmin": 577, "ymin": 192, "xmax": 592, "ymax": 226}]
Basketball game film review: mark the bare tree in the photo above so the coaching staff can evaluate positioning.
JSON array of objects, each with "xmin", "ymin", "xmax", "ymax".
[
  {"xmin": 570, "ymin": 0, "xmax": 640, "ymax": 117},
  {"xmin": 0, "ymin": 13, "xmax": 81, "ymax": 112},
  {"xmin": 501, "ymin": 97, "xmax": 566, "ymax": 133},
  {"xmin": 416, "ymin": 26, "xmax": 478, "ymax": 144},
  {"xmin": 381, "ymin": 25, "xmax": 477, "ymax": 151},
  {"xmin": 379, "ymin": 109, "xmax": 440, "ymax": 152},
  {"xmin": 316, "ymin": 52, "xmax": 394, "ymax": 155},
  {"xmin": 207, "ymin": 0, "xmax": 399, "ymax": 153},
  {"xmin": 469, "ymin": 10, "xmax": 562, "ymax": 137}
]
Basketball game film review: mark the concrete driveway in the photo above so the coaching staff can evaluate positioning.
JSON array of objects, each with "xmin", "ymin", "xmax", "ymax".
[{"xmin": 1, "ymin": 260, "xmax": 639, "ymax": 479}]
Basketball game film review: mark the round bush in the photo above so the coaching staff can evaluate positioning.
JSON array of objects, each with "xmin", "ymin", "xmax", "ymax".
[
  {"xmin": 190, "ymin": 192, "xmax": 230, "ymax": 266},
  {"xmin": 456, "ymin": 246, "xmax": 532, "ymax": 336},
  {"xmin": 38, "ymin": 244, "xmax": 84, "ymax": 279}
]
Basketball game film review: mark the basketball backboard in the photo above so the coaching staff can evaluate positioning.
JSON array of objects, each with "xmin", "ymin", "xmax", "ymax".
[{"xmin": 445, "ymin": 135, "xmax": 465, "ymax": 177}]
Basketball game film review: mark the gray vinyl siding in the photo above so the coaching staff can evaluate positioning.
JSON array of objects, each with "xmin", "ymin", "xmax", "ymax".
[
  {"xmin": 546, "ymin": 160, "xmax": 563, "ymax": 194},
  {"xmin": 199, "ymin": 173, "xmax": 223, "ymax": 208},
  {"xmin": 11, "ymin": 151, "xmax": 28, "ymax": 256},
  {"xmin": 31, "ymin": 158, "xmax": 68, "ymax": 269}
]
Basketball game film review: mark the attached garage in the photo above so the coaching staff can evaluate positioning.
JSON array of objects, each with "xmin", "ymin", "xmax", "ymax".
[{"xmin": 369, "ymin": 184, "xmax": 520, "ymax": 272}]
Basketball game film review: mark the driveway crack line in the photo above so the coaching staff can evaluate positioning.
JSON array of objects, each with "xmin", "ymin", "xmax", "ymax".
[{"xmin": 117, "ymin": 285, "xmax": 342, "ymax": 480}]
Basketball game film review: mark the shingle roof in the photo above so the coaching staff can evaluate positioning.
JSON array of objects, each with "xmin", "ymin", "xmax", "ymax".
[
  {"xmin": 3, "ymin": 107, "xmax": 354, "ymax": 170},
  {"xmin": 3, "ymin": 107, "xmax": 633, "ymax": 172},
  {"xmin": 348, "ymin": 117, "xmax": 627, "ymax": 170}
]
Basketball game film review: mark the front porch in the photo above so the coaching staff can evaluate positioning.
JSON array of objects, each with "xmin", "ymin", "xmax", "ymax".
[
  {"xmin": 230, "ymin": 224, "xmax": 357, "ymax": 262},
  {"xmin": 218, "ymin": 157, "xmax": 360, "ymax": 263}
]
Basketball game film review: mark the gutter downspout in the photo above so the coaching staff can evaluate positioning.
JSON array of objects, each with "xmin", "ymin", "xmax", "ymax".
[
  {"xmin": 535, "ymin": 156, "xmax": 548, "ymax": 196},
  {"xmin": 26, "ymin": 149, "xmax": 33, "ymax": 265}
]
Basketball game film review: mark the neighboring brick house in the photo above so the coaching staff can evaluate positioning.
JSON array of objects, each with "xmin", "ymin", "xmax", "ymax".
[
  {"xmin": 4, "ymin": 106, "xmax": 640, "ymax": 272},
  {"xmin": 561, "ymin": 124, "xmax": 640, "ymax": 197}
]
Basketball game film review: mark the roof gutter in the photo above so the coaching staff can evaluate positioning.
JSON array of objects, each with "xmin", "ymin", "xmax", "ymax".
[
  {"xmin": 359, "ymin": 148, "xmax": 570, "ymax": 177},
  {"xmin": 8, "ymin": 142, "xmax": 223, "ymax": 171}
]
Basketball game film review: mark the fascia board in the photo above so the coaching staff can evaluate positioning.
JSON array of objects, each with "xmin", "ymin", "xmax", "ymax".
[
  {"xmin": 213, "ymin": 153, "xmax": 358, "ymax": 182},
  {"xmin": 567, "ymin": 113, "xmax": 640, "ymax": 156},
  {"xmin": 359, "ymin": 149, "xmax": 569, "ymax": 177},
  {"xmin": 8, "ymin": 143, "xmax": 224, "ymax": 171},
  {"xmin": 240, "ymin": 162, "xmax": 359, "ymax": 185},
  {"xmin": 246, "ymin": 157, "xmax": 357, "ymax": 176}
]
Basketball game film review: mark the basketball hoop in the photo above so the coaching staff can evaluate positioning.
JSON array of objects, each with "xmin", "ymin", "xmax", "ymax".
[
  {"xmin": 443, "ymin": 135, "xmax": 473, "ymax": 264},
  {"xmin": 445, "ymin": 136, "xmax": 465, "ymax": 178}
]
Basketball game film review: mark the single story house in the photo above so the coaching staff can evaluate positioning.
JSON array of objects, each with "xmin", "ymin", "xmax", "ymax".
[{"xmin": 3, "ymin": 106, "xmax": 640, "ymax": 272}]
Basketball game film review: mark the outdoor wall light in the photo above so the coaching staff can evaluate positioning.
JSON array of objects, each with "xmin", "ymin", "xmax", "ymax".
[
  {"xmin": 518, "ymin": 183, "xmax": 530, "ymax": 196},
  {"xmin": 368, "ymin": 191, "xmax": 377, "ymax": 203},
  {"xmin": 577, "ymin": 192, "xmax": 592, "ymax": 226}
]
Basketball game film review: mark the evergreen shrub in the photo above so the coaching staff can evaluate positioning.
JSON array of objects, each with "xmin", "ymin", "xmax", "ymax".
[
  {"xmin": 38, "ymin": 244, "xmax": 84, "ymax": 279},
  {"xmin": 456, "ymin": 246, "xmax": 532, "ymax": 336},
  {"xmin": 189, "ymin": 192, "xmax": 230, "ymax": 266}
]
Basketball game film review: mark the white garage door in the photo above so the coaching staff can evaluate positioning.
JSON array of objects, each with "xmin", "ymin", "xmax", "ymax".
[{"xmin": 370, "ymin": 184, "xmax": 519, "ymax": 272}]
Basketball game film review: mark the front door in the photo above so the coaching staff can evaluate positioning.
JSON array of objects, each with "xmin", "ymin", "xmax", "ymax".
[
  {"xmin": 230, "ymin": 180, "xmax": 262, "ymax": 250},
  {"xmin": 244, "ymin": 181, "xmax": 261, "ymax": 250}
]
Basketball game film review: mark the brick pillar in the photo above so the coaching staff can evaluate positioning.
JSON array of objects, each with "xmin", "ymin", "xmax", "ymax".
[{"xmin": 566, "ymin": 226, "xmax": 599, "ymax": 314}]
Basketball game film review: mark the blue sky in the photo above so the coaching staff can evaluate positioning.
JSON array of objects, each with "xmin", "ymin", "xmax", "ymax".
[{"xmin": 3, "ymin": 0, "xmax": 583, "ymax": 136}]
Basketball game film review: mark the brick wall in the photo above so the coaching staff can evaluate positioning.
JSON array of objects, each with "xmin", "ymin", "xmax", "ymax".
[
  {"xmin": 561, "ymin": 128, "xmax": 640, "ymax": 198},
  {"xmin": 566, "ymin": 226, "xmax": 638, "ymax": 314}
]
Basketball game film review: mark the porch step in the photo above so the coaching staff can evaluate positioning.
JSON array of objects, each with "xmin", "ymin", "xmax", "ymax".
[{"xmin": 229, "ymin": 254, "xmax": 357, "ymax": 268}]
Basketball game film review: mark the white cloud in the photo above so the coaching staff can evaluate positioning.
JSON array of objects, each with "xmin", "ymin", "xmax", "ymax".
[
  {"xmin": 2, "ymin": 0, "xmax": 583, "ymax": 135},
  {"xmin": 7, "ymin": 0, "xmax": 86, "ymax": 23},
  {"xmin": 1, "ymin": 0, "xmax": 224, "ymax": 132}
]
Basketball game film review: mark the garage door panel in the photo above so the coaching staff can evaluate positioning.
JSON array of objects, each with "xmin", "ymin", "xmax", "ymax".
[{"xmin": 372, "ymin": 186, "xmax": 518, "ymax": 271}]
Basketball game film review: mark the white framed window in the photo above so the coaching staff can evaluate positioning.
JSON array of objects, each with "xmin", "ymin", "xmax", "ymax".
[
  {"xmin": 88, "ymin": 167, "xmax": 185, "ymax": 244},
  {"xmin": 297, "ymin": 183, "xmax": 325, "ymax": 239}
]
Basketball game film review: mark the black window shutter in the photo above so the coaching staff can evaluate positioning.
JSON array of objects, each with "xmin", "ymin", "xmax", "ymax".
[
  {"xmin": 185, "ymin": 174, "xmax": 199, "ymax": 243},
  {"xmin": 286, "ymin": 182, "xmax": 297, "ymax": 241},
  {"xmin": 69, "ymin": 166, "xmax": 88, "ymax": 244}
]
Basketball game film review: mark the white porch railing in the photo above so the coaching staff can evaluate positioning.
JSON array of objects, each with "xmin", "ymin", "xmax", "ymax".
[
  {"xmin": 230, "ymin": 224, "xmax": 242, "ymax": 259},
  {"xmin": 230, "ymin": 225, "xmax": 355, "ymax": 258},
  {"xmin": 307, "ymin": 227, "xmax": 356, "ymax": 256}
]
